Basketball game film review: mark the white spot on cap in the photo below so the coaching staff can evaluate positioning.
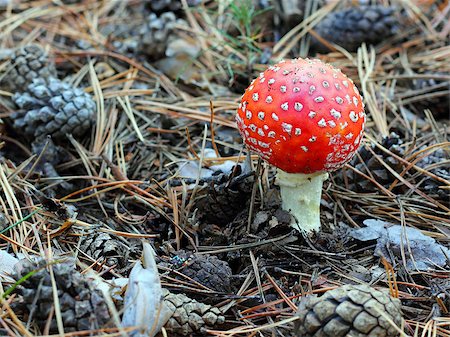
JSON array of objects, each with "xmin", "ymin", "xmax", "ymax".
[
  {"xmin": 252, "ymin": 93, "xmax": 259, "ymax": 101},
  {"xmin": 335, "ymin": 83, "xmax": 341, "ymax": 90},
  {"xmin": 294, "ymin": 102, "xmax": 303, "ymax": 111},
  {"xmin": 249, "ymin": 137, "xmax": 257, "ymax": 144},
  {"xmin": 248, "ymin": 85, "xmax": 254, "ymax": 91},
  {"xmin": 258, "ymin": 141, "xmax": 270, "ymax": 148},
  {"xmin": 246, "ymin": 111, "xmax": 252, "ymax": 119},
  {"xmin": 353, "ymin": 96, "xmax": 359, "ymax": 106},
  {"xmin": 340, "ymin": 121, "xmax": 348, "ymax": 130},
  {"xmin": 322, "ymin": 81, "xmax": 329, "ymax": 88},
  {"xmin": 280, "ymin": 85, "xmax": 287, "ymax": 93},
  {"xmin": 258, "ymin": 111, "xmax": 265, "ymax": 120},
  {"xmin": 283, "ymin": 69, "xmax": 291, "ymax": 75},
  {"xmin": 330, "ymin": 108, "xmax": 341, "ymax": 119},
  {"xmin": 308, "ymin": 111, "xmax": 317, "ymax": 119},
  {"xmin": 266, "ymin": 95, "xmax": 273, "ymax": 103},
  {"xmin": 295, "ymin": 128, "xmax": 301, "ymax": 136},
  {"xmin": 293, "ymin": 87, "xmax": 300, "ymax": 93},
  {"xmin": 309, "ymin": 85, "xmax": 316, "ymax": 95},
  {"xmin": 260, "ymin": 77, "xmax": 266, "ymax": 83},
  {"xmin": 281, "ymin": 122, "xmax": 292, "ymax": 135},
  {"xmin": 249, "ymin": 124, "xmax": 257, "ymax": 132},
  {"xmin": 342, "ymin": 80, "xmax": 349, "ymax": 88},
  {"xmin": 345, "ymin": 94, "xmax": 351, "ymax": 104},
  {"xmin": 238, "ymin": 102, "xmax": 242, "ymax": 109},
  {"xmin": 268, "ymin": 78, "xmax": 275, "ymax": 85},
  {"xmin": 309, "ymin": 136, "xmax": 317, "ymax": 142},
  {"xmin": 268, "ymin": 131, "xmax": 276, "ymax": 138},
  {"xmin": 263, "ymin": 125, "xmax": 269, "ymax": 130},
  {"xmin": 328, "ymin": 120, "xmax": 336, "ymax": 128},
  {"xmin": 272, "ymin": 113, "xmax": 279, "ymax": 121},
  {"xmin": 314, "ymin": 96, "xmax": 324, "ymax": 103},
  {"xmin": 335, "ymin": 96, "xmax": 344, "ymax": 104},
  {"xmin": 318, "ymin": 118, "xmax": 327, "ymax": 128},
  {"xmin": 281, "ymin": 102, "xmax": 289, "ymax": 111},
  {"xmin": 301, "ymin": 146, "xmax": 308, "ymax": 152},
  {"xmin": 257, "ymin": 128, "xmax": 265, "ymax": 136},
  {"xmin": 345, "ymin": 132, "xmax": 354, "ymax": 139},
  {"xmin": 349, "ymin": 111, "xmax": 358, "ymax": 122},
  {"xmin": 354, "ymin": 135, "xmax": 361, "ymax": 145},
  {"xmin": 319, "ymin": 68, "xmax": 326, "ymax": 74}
]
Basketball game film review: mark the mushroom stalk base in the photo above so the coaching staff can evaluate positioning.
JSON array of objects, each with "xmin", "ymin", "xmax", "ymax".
[{"xmin": 276, "ymin": 170, "xmax": 329, "ymax": 233}]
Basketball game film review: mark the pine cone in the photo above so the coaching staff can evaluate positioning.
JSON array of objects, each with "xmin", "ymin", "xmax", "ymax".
[
  {"xmin": 146, "ymin": 0, "xmax": 200, "ymax": 13},
  {"xmin": 163, "ymin": 289, "xmax": 225, "ymax": 336},
  {"xmin": 79, "ymin": 232, "xmax": 130, "ymax": 269},
  {"xmin": 294, "ymin": 284, "xmax": 402, "ymax": 337},
  {"xmin": 337, "ymin": 134, "xmax": 405, "ymax": 193},
  {"xmin": 139, "ymin": 12, "xmax": 186, "ymax": 59},
  {"xmin": 194, "ymin": 168, "xmax": 254, "ymax": 225},
  {"xmin": 13, "ymin": 258, "xmax": 111, "ymax": 333},
  {"xmin": 8, "ymin": 44, "xmax": 56, "ymax": 90},
  {"xmin": 162, "ymin": 250, "xmax": 232, "ymax": 292},
  {"xmin": 11, "ymin": 77, "xmax": 95, "ymax": 140},
  {"xmin": 412, "ymin": 74, "xmax": 449, "ymax": 119},
  {"xmin": 416, "ymin": 147, "xmax": 449, "ymax": 201},
  {"xmin": 313, "ymin": 5, "xmax": 399, "ymax": 52}
]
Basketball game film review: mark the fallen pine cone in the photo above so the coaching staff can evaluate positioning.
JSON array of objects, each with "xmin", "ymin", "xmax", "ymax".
[
  {"xmin": 13, "ymin": 258, "xmax": 111, "ymax": 333},
  {"xmin": 79, "ymin": 232, "xmax": 130, "ymax": 269},
  {"xmin": 11, "ymin": 77, "xmax": 95, "ymax": 140},
  {"xmin": 161, "ymin": 250, "xmax": 233, "ymax": 292},
  {"xmin": 294, "ymin": 284, "xmax": 402, "ymax": 337},
  {"xmin": 163, "ymin": 289, "xmax": 225, "ymax": 336},
  {"xmin": 8, "ymin": 44, "xmax": 56, "ymax": 90},
  {"xmin": 313, "ymin": 5, "xmax": 399, "ymax": 52}
]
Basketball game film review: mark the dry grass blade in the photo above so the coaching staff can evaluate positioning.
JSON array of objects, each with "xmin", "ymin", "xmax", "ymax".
[{"xmin": 357, "ymin": 44, "xmax": 389, "ymax": 137}]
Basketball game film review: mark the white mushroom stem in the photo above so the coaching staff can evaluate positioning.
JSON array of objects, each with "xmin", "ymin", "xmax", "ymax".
[{"xmin": 276, "ymin": 169, "xmax": 329, "ymax": 233}]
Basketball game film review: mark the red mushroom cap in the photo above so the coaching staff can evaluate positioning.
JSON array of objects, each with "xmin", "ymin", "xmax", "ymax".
[{"xmin": 236, "ymin": 58, "xmax": 366, "ymax": 174}]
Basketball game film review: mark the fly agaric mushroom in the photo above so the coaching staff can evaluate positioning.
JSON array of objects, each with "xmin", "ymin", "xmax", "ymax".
[{"xmin": 236, "ymin": 58, "xmax": 365, "ymax": 232}]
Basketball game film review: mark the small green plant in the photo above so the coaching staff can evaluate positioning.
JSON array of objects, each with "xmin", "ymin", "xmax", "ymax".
[{"xmin": 215, "ymin": 0, "xmax": 272, "ymax": 88}]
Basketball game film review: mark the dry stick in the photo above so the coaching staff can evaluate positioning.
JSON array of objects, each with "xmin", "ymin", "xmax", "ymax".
[
  {"xmin": 185, "ymin": 127, "xmax": 200, "ymax": 160},
  {"xmin": 249, "ymin": 251, "xmax": 264, "ymax": 303},
  {"xmin": 209, "ymin": 100, "xmax": 220, "ymax": 158},
  {"xmin": 247, "ymin": 158, "xmax": 262, "ymax": 233}
]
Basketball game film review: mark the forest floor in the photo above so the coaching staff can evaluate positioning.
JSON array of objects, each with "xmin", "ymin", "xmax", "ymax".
[{"xmin": 0, "ymin": 0, "xmax": 449, "ymax": 336}]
